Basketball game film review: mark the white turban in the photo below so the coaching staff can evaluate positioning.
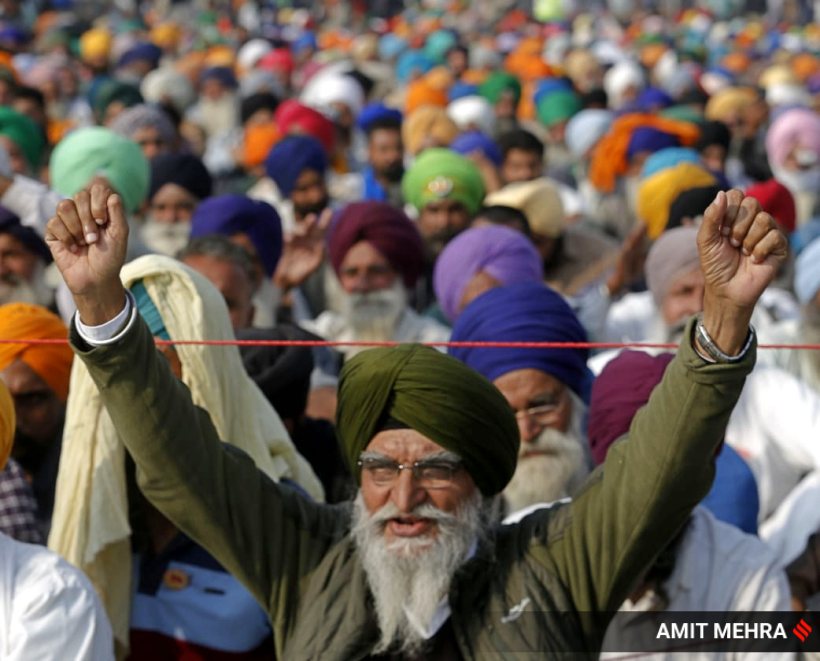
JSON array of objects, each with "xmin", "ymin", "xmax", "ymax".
[
  {"xmin": 237, "ymin": 38, "xmax": 273, "ymax": 71},
  {"xmin": 565, "ymin": 109, "xmax": 614, "ymax": 159},
  {"xmin": 603, "ymin": 59, "xmax": 646, "ymax": 110},
  {"xmin": 447, "ymin": 95, "xmax": 496, "ymax": 136},
  {"xmin": 301, "ymin": 71, "xmax": 366, "ymax": 117},
  {"xmin": 140, "ymin": 66, "xmax": 196, "ymax": 114}
]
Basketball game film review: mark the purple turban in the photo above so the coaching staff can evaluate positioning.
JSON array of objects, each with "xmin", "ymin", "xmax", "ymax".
[
  {"xmin": 449, "ymin": 282, "xmax": 591, "ymax": 401},
  {"xmin": 626, "ymin": 127, "xmax": 680, "ymax": 161},
  {"xmin": 190, "ymin": 194, "xmax": 282, "ymax": 277},
  {"xmin": 264, "ymin": 135, "xmax": 328, "ymax": 198},
  {"xmin": 433, "ymin": 225, "xmax": 543, "ymax": 323},
  {"xmin": 328, "ymin": 202, "xmax": 425, "ymax": 288}
]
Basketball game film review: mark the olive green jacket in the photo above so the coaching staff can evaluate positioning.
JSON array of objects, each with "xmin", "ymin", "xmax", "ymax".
[{"xmin": 72, "ymin": 315, "xmax": 755, "ymax": 660}]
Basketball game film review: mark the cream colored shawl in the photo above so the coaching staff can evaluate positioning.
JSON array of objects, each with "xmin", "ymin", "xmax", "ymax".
[{"xmin": 48, "ymin": 255, "xmax": 323, "ymax": 651}]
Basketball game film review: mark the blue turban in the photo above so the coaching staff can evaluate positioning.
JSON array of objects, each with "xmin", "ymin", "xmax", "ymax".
[
  {"xmin": 396, "ymin": 50, "xmax": 435, "ymax": 84},
  {"xmin": 449, "ymin": 82, "xmax": 479, "ymax": 102},
  {"xmin": 702, "ymin": 444, "xmax": 759, "ymax": 535},
  {"xmin": 118, "ymin": 42, "xmax": 162, "ymax": 69},
  {"xmin": 449, "ymin": 282, "xmax": 592, "ymax": 402},
  {"xmin": 264, "ymin": 135, "xmax": 328, "ymax": 199},
  {"xmin": 450, "ymin": 131, "xmax": 502, "ymax": 166},
  {"xmin": 641, "ymin": 147, "xmax": 701, "ymax": 179},
  {"xmin": 200, "ymin": 66, "xmax": 238, "ymax": 90},
  {"xmin": 356, "ymin": 103, "xmax": 403, "ymax": 132},
  {"xmin": 532, "ymin": 77, "xmax": 573, "ymax": 108},
  {"xmin": 626, "ymin": 127, "xmax": 680, "ymax": 161},
  {"xmin": 190, "ymin": 194, "xmax": 283, "ymax": 277},
  {"xmin": 636, "ymin": 87, "xmax": 674, "ymax": 112}
]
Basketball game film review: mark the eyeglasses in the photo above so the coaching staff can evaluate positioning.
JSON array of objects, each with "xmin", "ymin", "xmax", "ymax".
[
  {"xmin": 357, "ymin": 456, "xmax": 463, "ymax": 489},
  {"xmin": 514, "ymin": 392, "xmax": 565, "ymax": 428}
]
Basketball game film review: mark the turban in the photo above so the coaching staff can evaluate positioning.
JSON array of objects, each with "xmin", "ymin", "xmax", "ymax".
[
  {"xmin": 240, "ymin": 92, "xmax": 280, "ymax": 125},
  {"xmin": 274, "ymin": 99, "xmax": 335, "ymax": 155},
  {"xmin": 603, "ymin": 60, "xmax": 646, "ymax": 110},
  {"xmin": 237, "ymin": 38, "xmax": 272, "ymax": 71},
  {"xmin": 635, "ymin": 87, "xmax": 673, "ymax": 112},
  {"xmin": 242, "ymin": 123, "xmax": 280, "ymax": 170},
  {"xmin": 150, "ymin": 22, "xmax": 181, "ymax": 50},
  {"xmin": 626, "ymin": 127, "xmax": 680, "ymax": 161},
  {"xmin": 396, "ymin": 50, "xmax": 435, "ymax": 84},
  {"xmin": 264, "ymin": 134, "xmax": 328, "ymax": 199},
  {"xmin": 0, "ymin": 211, "xmax": 51, "ymax": 264},
  {"xmin": 588, "ymin": 113, "xmax": 701, "ymax": 193},
  {"xmin": 301, "ymin": 72, "xmax": 365, "ymax": 117},
  {"xmin": 563, "ymin": 49, "xmax": 602, "ymax": 92},
  {"xmin": 117, "ymin": 42, "xmax": 162, "ymax": 70},
  {"xmin": 795, "ymin": 238, "xmax": 820, "ymax": 305},
  {"xmin": 0, "ymin": 107, "xmax": 44, "ymax": 171},
  {"xmin": 108, "ymin": 103, "xmax": 176, "ymax": 145},
  {"xmin": 140, "ymin": 66, "xmax": 196, "ymax": 114},
  {"xmin": 645, "ymin": 226, "xmax": 700, "ymax": 306},
  {"xmin": 92, "ymin": 80, "xmax": 144, "ymax": 121},
  {"xmin": 447, "ymin": 96, "xmax": 495, "ymax": 136},
  {"xmin": 637, "ymin": 162, "xmax": 717, "ymax": 239},
  {"xmin": 746, "ymin": 179, "xmax": 796, "ymax": 234},
  {"xmin": 640, "ymin": 147, "xmax": 700, "ymax": 179},
  {"xmin": 190, "ymin": 194, "xmax": 282, "ymax": 277},
  {"xmin": 240, "ymin": 70, "xmax": 286, "ymax": 100},
  {"xmin": 0, "ymin": 303, "xmax": 72, "ymax": 402},
  {"xmin": 425, "ymin": 30, "xmax": 457, "ymax": 64},
  {"xmin": 337, "ymin": 344, "xmax": 518, "ymax": 496},
  {"xmin": 200, "ymin": 66, "xmax": 238, "ymax": 90},
  {"xmin": 765, "ymin": 108, "xmax": 820, "ymax": 170},
  {"xmin": 449, "ymin": 282, "xmax": 590, "ymax": 400},
  {"xmin": 766, "ymin": 83, "xmax": 810, "ymax": 109},
  {"xmin": 149, "ymin": 153, "xmax": 212, "ymax": 201},
  {"xmin": 238, "ymin": 325, "xmax": 315, "ymax": 422},
  {"xmin": 564, "ymin": 109, "xmax": 613, "ymax": 159},
  {"xmin": 667, "ymin": 185, "xmax": 724, "ymax": 230},
  {"xmin": 50, "ymin": 126, "xmax": 149, "ymax": 214},
  {"xmin": 484, "ymin": 178, "xmax": 565, "ymax": 238},
  {"xmin": 79, "ymin": 28, "xmax": 112, "ymax": 63},
  {"xmin": 258, "ymin": 48, "xmax": 295, "ymax": 76},
  {"xmin": 0, "ymin": 380, "xmax": 12, "ymax": 471},
  {"xmin": 450, "ymin": 131, "xmax": 502, "ymax": 166},
  {"xmin": 695, "ymin": 120, "xmax": 731, "ymax": 153},
  {"xmin": 588, "ymin": 351, "xmax": 675, "ymax": 466},
  {"xmin": 478, "ymin": 71, "xmax": 521, "ymax": 107},
  {"xmin": 532, "ymin": 78, "xmax": 573, "ymax": 107},
  {"xmin": 704, "ymin": 86, "xmax": 758, "ymax": 123},
  {"xmin": 405, "ymin": 80, "xmax": 448, "ymax": 114},
  {"xmin": 402, "ymin": 106, "xmax": 459, "ymax": 156},
  {"xmin": 356, "ymin": 103, "xmax": 402, "ymax": 132},
  {"xmin": 328, "ymin": 202, "xmax": 425, "ymax": 288},
  {"xmin": 434, "ymin": 225, "xmax": 543, "ymax": 323},
  {"xmin": 536, "ymin": 89, "xmax": 582, "ymax": 128},
  {"xmin": 402, "ymin": 147, "xmax": 485, "ymax": 215},
  {"xmin": 449, "ymin": 82, "xmax": 479, "ymax": 102},
  {"xmin": 379, "ymin": 33, "xmax": 408, "ymax": 61}
]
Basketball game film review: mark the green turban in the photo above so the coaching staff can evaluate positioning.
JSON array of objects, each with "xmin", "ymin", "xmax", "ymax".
[
  {"xmin": 478, "ymin": 72, "xmax": 522, "ymax": 107},
  {"xmin": 50, "ymin": 127, "xmax": 149, "ymax": 213},
  {"xmin": 0, "ymin": 107, "xmax": 45, "ymax": 171},
  {"xmin": 337, "ymin": 344, "xmax": 519, "ymax": 497},
  {"xmin": 92, "ymin": 79, "xmax": 144, "ymax": 122},
  {"xmin": 402, "ymin": 148, "xmax": 485, "ymax": 215},
  {"xmin": 536, "ymin": 90, "xmax": 582, "ymax": 128}
]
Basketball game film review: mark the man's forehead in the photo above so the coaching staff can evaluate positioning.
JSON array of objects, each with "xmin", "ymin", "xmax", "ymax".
[
  {"xmin": 364, "ymin": 428, "xmax": 449, "ymax": 461},
  {"xmin": 0, "ymin": 358, "xmax": 50, "ymax": 394},
  {"xmin": 493, "ymin": 367, "xmax": 565, "ymax": 402}
]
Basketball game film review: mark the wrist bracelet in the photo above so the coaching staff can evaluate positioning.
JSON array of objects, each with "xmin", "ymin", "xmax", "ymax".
[{"xmin": 694, "ymin": 315, "xmax": 755, "ymax": 364}]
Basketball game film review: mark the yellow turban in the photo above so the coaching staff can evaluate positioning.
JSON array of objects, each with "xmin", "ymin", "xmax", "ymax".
[
  {"xmin": 484, "ymin": 178, "xmax": 566, "ymax": 238},
  {"xmin": 0, "ymin": 303, "xmax": 72, "ymax": 402},
  {"xmin": 79, "ymin": 28, "xmax": 112, "ymax": 63},
  {"xmin": 0, "ymin": 380, "xmax": 13, "ymax": 472},
  {"xmin": 150, "ymin": 23, "xmax": 182, "ymax": 50},
  {"xmin": 637, "ymin": 162, "xmax": 717, "ymax": 239},
  {"xmin": 704, "ymin": 87, "xmax": 759, "ymax": 123},
  {"xmin": 402, "ymin": 105, "xmax": 459, "ymax": 156}
]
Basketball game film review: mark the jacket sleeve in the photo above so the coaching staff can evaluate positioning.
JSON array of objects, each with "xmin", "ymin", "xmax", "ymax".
[
  {"xmin": 787, "ymin": 532, "xmax": 820, "ymax": 605},
  {"xmin": 532, "ymin": 317, "xmax": 755, "ymax": 637},
  {"xmin": 71, "ymin": 314, "xmax": 349, "ymax": 628}
]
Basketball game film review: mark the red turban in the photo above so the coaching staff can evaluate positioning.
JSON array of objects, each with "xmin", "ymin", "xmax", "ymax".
[
  {"xmin": 745, "ymin": 179, "xmax": 796, "ymax": 234},
  {"xmin": 0, "ymin": 303, "xmax": 73, "ymax": 402},
  {"xmin": 274, "ymin": 99, "xmax": 335, "ymax": 155},
  {"xmin": 328, "ymin": 202, "xmax": 425, "ymax": 288}
]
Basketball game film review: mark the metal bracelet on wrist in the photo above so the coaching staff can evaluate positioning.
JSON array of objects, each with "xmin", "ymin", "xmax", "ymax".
[{"xmin": 694, "ymin": 314, "xmax": 755, "ymax": 364}]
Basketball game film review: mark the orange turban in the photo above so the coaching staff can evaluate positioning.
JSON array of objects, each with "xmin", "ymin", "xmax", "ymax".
[
  {"xmin": 405, "ymin": 79, "xmax": 448, "ymax": 114},
  {"xmin": 0, "ymin": 380, "xmax": 13, "ymax": 471},
  {"xmin": 0, "ymin": 303, "xmax": 72, "ymax": 402},
  {"xmin": 588, "ymin": 113, "xmax": 701, "ymax": 193},
  {"xmin": 402, "ymin": 105, "xmax": 459, "ymax": 156},
  {"xmin": 242, "ymin": 123, "xmax": 280, "ymax": 170}
]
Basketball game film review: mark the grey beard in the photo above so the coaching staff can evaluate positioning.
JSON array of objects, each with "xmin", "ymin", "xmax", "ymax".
[
  {"xmin": 351, "ymin": 490, "xmax": 487, "ymax": 656},
  {"xmin": 142, "ymin": 218, "xmax": 192, "ymax": 257},
  {"xmin": 340, "ymin": 281, "xmax": 407, "ymax": 343},
  {"xmin": 503, "ymin": 392, "xmax": 590, "ymax": 513},
  {"xmin": 0, "ymin": 262, "xmax": 53, "ymax": 308}
]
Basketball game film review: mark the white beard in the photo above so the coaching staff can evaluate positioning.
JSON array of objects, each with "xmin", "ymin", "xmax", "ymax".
[
  {"xmin": 198, "ymin": 94, "xmax": 240, "ymax": 138},
  {"xmin": 141, "ymin": 219, "xmax": 192, "ymax": 257},
  {"xmin": 340, "ymin": 280, "xmax": 408, "ymax": 344},
  {"xmin": 503, "ymin": 393, "xmax": 590, "ymax": 513},
  {"xmin": 351, "ymin": 490, "xmax": 485, "ymax": 656},
  {"xmin": 0, "ymin": 261, "xmax": 54, "ymax": 307}
]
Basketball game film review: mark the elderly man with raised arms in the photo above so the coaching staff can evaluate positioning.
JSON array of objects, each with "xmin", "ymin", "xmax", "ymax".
[{"xmin": 44, "ymin": 184, "xmax": 785, "ymax": 658}]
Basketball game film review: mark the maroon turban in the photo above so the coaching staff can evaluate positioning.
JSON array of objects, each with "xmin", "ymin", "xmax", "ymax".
[
  {"xmin": 587, "ymin": 351, "xmax": 675, "ymax": 466},
  {"xmin": 328, "ymin": 201, "xmax": 425, "ymax": 288}
]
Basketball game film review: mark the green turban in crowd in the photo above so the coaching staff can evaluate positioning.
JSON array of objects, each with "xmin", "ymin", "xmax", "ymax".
[
  {"xmin": 92, "ymin": 79, "xmax": 144, "ymax": 123},
  {"xmin": 402, "ymin": 148, "xmax": 485, "ymax": 215},
  {"xmin": 50, "ymin": 126, "xmax": 149, "ymax": 213},
  {"xmin": 0, "ymin": 107, "xmax": 45, "ymax": 171},
  {"xmin": 537, "ymin": 89, "xmax": 582, "ymax": 128},
  {"xmin": 478, "ymin": 72, "xmax": 522, "ymax": 107},
  {"xmin": 337, "ymin": 344, "xmax": 519, "ymax": 496}
]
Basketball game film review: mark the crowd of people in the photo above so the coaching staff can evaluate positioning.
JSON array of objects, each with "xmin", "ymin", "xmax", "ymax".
[{"xmin": 0, "ymin": 0, "xmax": 819, "ymax": 658}]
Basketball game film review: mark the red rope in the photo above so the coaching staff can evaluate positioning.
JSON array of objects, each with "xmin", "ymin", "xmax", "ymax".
[{"xmin": 1, "ymin": 338, "xmax": 819, "ymax": 350}]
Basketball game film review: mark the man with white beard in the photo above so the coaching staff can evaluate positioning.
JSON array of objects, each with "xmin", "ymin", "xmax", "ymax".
[
  {"xmin": 0, "ymin": 211, "xmax": 54, "ymax": 308},
  {"xmin": 46, "ymin": 184, "xmax": 786, "ymax": 657},
  {"xmin": 302, "ymin": 201, "xmax": 450, "ymax": 356},
  {"xmin": 449, "ymin": 281, "xmax": 592, "ymax": 514}
]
